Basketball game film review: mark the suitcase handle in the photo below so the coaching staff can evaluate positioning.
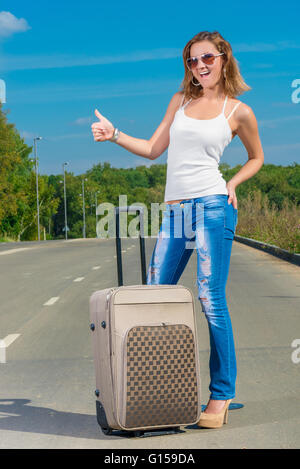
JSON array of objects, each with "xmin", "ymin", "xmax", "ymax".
[{"xmin": 114, "ymin": 205, "xmax": 147, "ymax": 286}]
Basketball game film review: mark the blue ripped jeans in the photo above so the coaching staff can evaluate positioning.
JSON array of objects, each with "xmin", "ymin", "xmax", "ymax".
[{"xmin": 146, "ymin": 194, "xmax": 238, "ymax": 400}]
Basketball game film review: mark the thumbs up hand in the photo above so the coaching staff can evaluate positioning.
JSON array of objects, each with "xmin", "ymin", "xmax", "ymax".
[{"xmin": 91, "ymin": 109, "xmax": 115, "ymax": 142}]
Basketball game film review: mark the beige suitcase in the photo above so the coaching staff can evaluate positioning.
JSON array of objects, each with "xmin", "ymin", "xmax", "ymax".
[{"xmin": 89, "ymin": 206, "xmax": 201, "ymax": 436}]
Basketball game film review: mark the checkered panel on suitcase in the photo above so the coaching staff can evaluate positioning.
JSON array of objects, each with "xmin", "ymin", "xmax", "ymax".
[{"xmin": 124, "ymin": 324, "xmax": 199, "ymax": 429}]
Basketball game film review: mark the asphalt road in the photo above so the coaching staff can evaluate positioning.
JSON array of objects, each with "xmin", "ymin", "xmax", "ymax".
[{"xmin": 0, "ymin": 237, "xmax": 299, "ymax": 449}]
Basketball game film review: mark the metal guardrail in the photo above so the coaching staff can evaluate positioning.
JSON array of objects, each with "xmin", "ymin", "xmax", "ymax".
[{"xmin": 234, "ymin": 235, "xmax": 300, "ymax": 267}]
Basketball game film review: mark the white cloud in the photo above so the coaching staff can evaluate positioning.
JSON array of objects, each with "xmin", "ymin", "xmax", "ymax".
[
  {"xmin": 252, "ymin": 63, "xmax": 274, "ymax": 69},
  {"xmin": 271, "ymin": 102, "xmax": 299, "ymax": 108},
  {"xmin": 133, "ymin": 158, "xmax": 155, "ymax": 168},
  {"xmin": 7, "ymin": 78, "xmax": 181, "ymax": 104},
  {"xmin": 46, "ymin": 132, "xmax": 90, "ymax": 142},
  {"xmin": 73, "ymin": 116, "xmax": 92, "ymax": 126},
  {"xmin": 20, "ymin": 130, "xmax": 36, "ymax": 140},
  {"xmin": 0, "ymin": 11, "xmax": 30, "ymax": 38},
  {"xmin": 258, "ymin": 115, "xmax": 300, "ymax": 128},
  {"xmin": 0, "ymin": 39, "xmax": 299, "ymax": 72},
  {"xmin": 234, "ymin": 40, "xmax": 300, "ymax": 53},
  {"xmin": 262, "ymin": 142, "xmax": 300, "ymax": 151},
  {"xmin": 0, "ymin": 48, "xmax": 181, "ymax": 71},
  {"xmin": 21, "ymin": 130, "xmax": 90, "ymax": 142}
]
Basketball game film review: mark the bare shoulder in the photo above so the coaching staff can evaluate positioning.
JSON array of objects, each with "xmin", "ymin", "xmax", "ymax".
[
  {"xmin": 231, "ymin": 99, "xmax": 258, "ymax": 128},
  {"xmin": 173, "ymin": 91, "xmax": 185, "ymax": 107},
  {"xmin": 165, "ymin": 91, "xmax": 185, "ymax": 114}
]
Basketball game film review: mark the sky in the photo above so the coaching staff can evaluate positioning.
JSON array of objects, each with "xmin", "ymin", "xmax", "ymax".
[{"xmin": 0, "ymin": 0, "xmax": 300, "ymax": 176}]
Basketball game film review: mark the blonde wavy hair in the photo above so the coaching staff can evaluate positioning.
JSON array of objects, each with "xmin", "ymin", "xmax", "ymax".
[{"xmin": 180, "ymin": 30, "xmax": 251, "ymax": 100}]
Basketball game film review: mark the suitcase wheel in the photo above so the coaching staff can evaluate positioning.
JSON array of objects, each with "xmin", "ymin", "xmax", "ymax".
[
  {"xmin": 96, "ymin": 400, "xmax": 113, "ymax": 435},
  {"xmin": 101, "ymin": 425, "xmax": 113, "ymax": 435}
]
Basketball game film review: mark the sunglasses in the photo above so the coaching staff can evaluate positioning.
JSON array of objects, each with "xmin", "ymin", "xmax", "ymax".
[{"xmin": 186, "ymin": 53, "xmax": 225, "ymax": 70}]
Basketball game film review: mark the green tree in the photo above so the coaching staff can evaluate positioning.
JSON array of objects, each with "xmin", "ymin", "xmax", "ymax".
[{"xmin": 0, "ymin": 104, "xmax": 32, "ymax": 239}]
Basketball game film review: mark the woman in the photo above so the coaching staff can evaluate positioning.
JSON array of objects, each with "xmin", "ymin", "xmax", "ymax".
[{"xmin": 91, "ymin": 30, "xmax": 264, "ymax": 428}]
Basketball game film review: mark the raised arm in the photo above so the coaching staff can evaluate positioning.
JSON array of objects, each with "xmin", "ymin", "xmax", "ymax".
[{"xmin": 91, "ymin": 92, "xmax": 183, "ymax": 160}]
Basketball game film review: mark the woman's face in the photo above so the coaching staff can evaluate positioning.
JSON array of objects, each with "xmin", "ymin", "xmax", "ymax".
[{"xmin": 189, "ymin": 40, "xmax": 225, "ymax": 90}]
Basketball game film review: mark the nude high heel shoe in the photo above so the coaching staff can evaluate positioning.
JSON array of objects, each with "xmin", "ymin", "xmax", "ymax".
[{"xmin": 197, "ymin": 399, "xmax": 232, "ymax": 429}]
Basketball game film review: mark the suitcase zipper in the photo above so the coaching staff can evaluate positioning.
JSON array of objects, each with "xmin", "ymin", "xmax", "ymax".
[{"xmin": 105, "ymin": 289, "xmax": 119, "ymax": 426}]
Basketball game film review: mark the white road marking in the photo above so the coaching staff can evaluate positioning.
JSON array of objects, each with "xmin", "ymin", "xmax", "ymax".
[
  {"xmin": 0, "ymin": 412, "xmax": 20, "ymax": 419},
  {"xmin": 92, "ymin": 266, "xmax": 101, "ymax": 270},
  {"xmin": 0, "ymin": 334, "xmax": 21, "ymax": 364},
  {"xmin": 43, "ymin": 297, "xmax": 60, "ymax": 306},
  {"xmin": 74, "ymin": 277, "xmax": 84, "ymax": 282},
  {"xmin": 0, "ymin": 248, "xmax": 31, "ymax": 256}
]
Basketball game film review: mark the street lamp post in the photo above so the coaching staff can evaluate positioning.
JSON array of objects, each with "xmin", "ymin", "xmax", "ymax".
[
  {"xmin": 33, "ymin": 137, "xmax": 42, "ymax": 241},
  {"xmin": 80, "ymin": 178, "xmax": 88, "ymax": 238},
  {"xmin": 62, "ymin": 162, "xmax": 69, "ymax": 240},
  {"xmin": 95, "ymin": 190, "xmax": 100, "ymax": 231}
]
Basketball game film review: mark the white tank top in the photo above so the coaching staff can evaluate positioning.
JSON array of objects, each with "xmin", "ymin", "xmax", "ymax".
[{"xmin": 164, "ymin": 94, "xmax": 241, "ymax": 202}]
